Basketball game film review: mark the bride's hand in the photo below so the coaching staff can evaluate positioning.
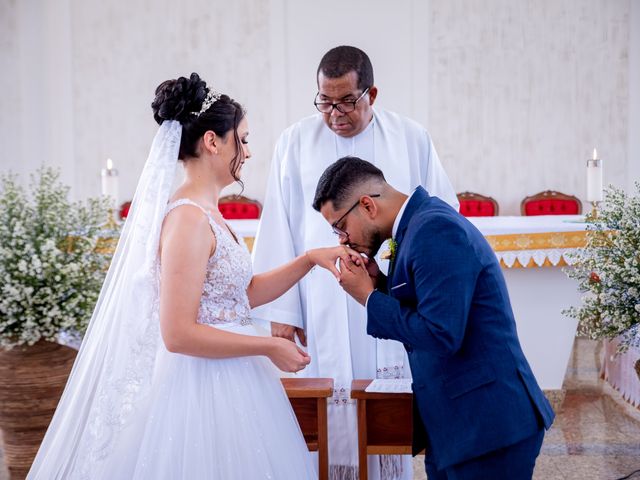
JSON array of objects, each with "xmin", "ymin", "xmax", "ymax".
[
  {"xmin": 306, "ymin": 246, "xmax": 363, "ymax": 280},
  {"xmin": 266, "ymin": 337, "xmax": 311, "ymax": 373}
]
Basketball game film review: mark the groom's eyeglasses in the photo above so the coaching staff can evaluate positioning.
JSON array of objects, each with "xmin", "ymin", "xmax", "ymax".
[{"xmin": 331, "ymin": 194, "xmax": 381, "ymax": 238}]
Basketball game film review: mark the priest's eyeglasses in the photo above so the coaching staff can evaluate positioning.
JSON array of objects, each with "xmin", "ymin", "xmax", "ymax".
[
  {"xmin": 331, "ymin": 194, "xmax": 381, "ymax": 238},
  {"xmin": 314, "ymin": 88, "xmax": 370, "ymax": 114}
]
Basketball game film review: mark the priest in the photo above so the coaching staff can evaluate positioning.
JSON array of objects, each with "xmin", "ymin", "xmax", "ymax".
[{"xmin": 252, "ymin": 45, "xmax": 458, "ymax": 480}]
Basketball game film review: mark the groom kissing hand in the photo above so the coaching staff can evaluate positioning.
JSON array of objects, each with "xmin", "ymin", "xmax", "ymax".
[{"xmin": 313, "ymin": 156, "xmax": 555, "ymax": 480}]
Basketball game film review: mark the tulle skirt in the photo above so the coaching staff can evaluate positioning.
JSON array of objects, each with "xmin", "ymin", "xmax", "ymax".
[{"xmin": 105, "ymin": 322, "xmax": 316, "ymax": 479}]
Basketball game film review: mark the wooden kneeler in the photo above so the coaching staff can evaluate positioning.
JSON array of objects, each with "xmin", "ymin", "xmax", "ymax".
[
  {"xmin": 351, "ymin": 379, "xmax": 418, "ymax": 480},
  {"xmin": 282, "ymin": 378, "xmax": 333, "ymax": 480}
]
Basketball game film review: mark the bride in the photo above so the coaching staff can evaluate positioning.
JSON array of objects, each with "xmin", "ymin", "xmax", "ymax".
[{"xmin": 28, "ymin": 72, "xmax": 355, "ymax": 479}]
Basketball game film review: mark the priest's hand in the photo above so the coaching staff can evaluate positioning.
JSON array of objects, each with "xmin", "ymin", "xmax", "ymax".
[
  {"xmin": 271, "ymin": 321, "xmax": 307, "ymax": 347},
  {"xmin": 338, "ymin": 256, "xmax": 375, "ymax": 306}
]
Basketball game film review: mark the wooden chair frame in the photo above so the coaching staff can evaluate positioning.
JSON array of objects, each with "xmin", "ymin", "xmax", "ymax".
[
  {"xmin": 456, "ymin": 191, "xmax": 499, "ymax": 216},
  {"xmin": 520, "ymin": 190, "xmax": 582, "ymax": 215}
]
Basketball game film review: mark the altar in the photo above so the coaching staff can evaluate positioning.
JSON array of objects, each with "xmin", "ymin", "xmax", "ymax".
[
  {"xmin": 232, "ymin": 214, "xmax": 587, "ymax": 393},
  {"xmin": 467, "ymin": 215, "xmax": 586, "ymax": 393}
]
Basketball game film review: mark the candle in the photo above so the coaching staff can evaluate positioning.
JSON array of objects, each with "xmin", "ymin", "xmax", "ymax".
[
  {"xmin": 586, "ymin": 148, "xmax": 602, "ymax": 202},
  {"xmin": 101, "ymin": 158, "xmax": 119, "ymax": 208}
]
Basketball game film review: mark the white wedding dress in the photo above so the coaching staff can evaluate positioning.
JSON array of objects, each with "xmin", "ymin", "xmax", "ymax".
[
  {"xmin": 101, "ymin": 199, "xmax": 316, "ymax": 479},
  {"xmin": 29, "ymin": 120, "xmax": 316, "ymax": 479}
]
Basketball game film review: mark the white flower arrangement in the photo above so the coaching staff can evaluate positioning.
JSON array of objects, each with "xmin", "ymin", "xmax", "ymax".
[
  {"xmin": 0, "ymin": 168, "xmax": 113, "ymax": 348},
  {"xmin": 564, "ymin": 182, "xmax": 640, "ymax": 352}
]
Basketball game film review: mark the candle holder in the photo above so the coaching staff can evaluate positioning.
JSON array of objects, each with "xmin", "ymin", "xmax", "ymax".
[
  {"xmin": 95, "ymin": 208, "xmax": 120, "ymax": 255},
  {"xmin": 105, "ymin": 208, "xmax": 119, "ymax": 230}
]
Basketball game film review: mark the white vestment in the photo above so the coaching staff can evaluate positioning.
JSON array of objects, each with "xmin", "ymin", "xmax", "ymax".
[{"xmin": 252, "ymin": 108, "xmax": 458, "ymax": 480}]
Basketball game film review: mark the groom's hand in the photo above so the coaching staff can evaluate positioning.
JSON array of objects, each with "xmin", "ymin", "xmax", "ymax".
[
  {"xmin": 338, "ymin": 256, "xmax": 375, "ymax": 306},
  {"xmin": 361, "ymin": 256, "xmax": 381, "ymax": 281},
  {"xmin": 271, "ymin": 321, "xmax": 307, "ymax": 347}
]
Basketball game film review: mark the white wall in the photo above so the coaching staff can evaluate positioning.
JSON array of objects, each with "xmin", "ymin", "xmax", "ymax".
[
  {"xmin": 629, "ymin": 0, "xmax": 640, "ymax": 194},
  {"xmin": 0, "ymin": 0, "xmax": 636, "ymax": 214},
  {"xmin": 428, "ymin": 0, "xmax": 631, "ymax": 214},
  {"xmin": 0, "ymin": 0, "xmax": 274, "ymax": 202},
  {"xmin": 0, "ymin": 0, "xmax": 20, "ymax": 174}
]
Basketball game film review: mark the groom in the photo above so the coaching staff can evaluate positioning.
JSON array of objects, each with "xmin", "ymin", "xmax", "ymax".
[{"xmin": 313, "ymin": 157, "xmax": 555, "ymax": 479}]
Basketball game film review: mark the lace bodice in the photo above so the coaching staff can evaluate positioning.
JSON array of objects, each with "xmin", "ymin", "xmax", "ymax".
[{"xmin": 165, "ymin": 199, "xmax": 253, "ymax": 326}]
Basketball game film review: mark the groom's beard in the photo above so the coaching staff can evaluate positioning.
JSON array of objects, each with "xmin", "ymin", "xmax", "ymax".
[
  {"xmin": 349, "ymin": 227, "xmax": 384, "ymax": 258},
  {"xmin": 368, "ymin": 229, "xmax": 384, "ymax": 257}
]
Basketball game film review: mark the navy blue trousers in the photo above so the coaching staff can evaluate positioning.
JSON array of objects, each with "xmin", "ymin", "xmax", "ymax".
[{"xmin": 424, "ymin": 428, "xmax": 545, "ymax": 480}]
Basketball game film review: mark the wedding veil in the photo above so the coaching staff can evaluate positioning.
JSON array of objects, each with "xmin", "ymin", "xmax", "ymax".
[{"xmin": 28, "ymin": 120, "xmax": 182, "ymax": 479}]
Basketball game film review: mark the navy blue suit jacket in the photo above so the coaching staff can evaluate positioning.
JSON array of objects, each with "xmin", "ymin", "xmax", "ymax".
[{"xmin": 366, "ymin": 187, "xmax": 554, "ymax": 470}]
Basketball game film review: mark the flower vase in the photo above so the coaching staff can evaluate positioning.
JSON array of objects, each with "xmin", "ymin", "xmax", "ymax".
[{"xmin": 0, "ymin": 340, "xmax": 76, "ymax": 479}]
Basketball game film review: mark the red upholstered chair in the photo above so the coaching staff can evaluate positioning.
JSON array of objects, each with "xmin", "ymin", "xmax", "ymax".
[
  {"xmin": 457, "ymin": 192, "xmax": 499, "ymax": 217},
  {"xmin": 119, "ymin": 201, "xmax": 132, "ymax": 220},
  {"xmin": 520, "ymin": 190, "xmax": 582, "ymax": 216},
  {"xmin": 218, "ymin": 194, "xmax": 262, "ymax": 219}
]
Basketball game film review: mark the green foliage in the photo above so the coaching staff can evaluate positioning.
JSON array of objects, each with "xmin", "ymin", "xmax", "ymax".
[
  {"xmin": 0, "ymin": 168, "xmax": 113, "ymax": 347},
  {"xmin": 564, "ymin": 183, "xmax": 640, "ymax": 351}
]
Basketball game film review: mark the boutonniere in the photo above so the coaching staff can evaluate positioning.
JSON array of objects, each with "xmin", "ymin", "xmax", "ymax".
[{"xmin": 380, "ymin": 238, "xmax": 397, "ymax": 261}]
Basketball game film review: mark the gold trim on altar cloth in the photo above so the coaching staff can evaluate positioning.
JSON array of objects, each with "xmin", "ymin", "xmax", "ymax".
[
  {"xmin": 485, "ymin": 231, "xmax": 589, "ymax": 252},
  {"xmin": 204, "ymin": 230, "xmax": 593, "ymax": 270}
]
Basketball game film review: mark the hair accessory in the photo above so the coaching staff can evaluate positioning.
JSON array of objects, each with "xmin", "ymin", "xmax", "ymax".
[{"xmin": 195, "ymin": 88, "xmax": 222, "ymax": 116}]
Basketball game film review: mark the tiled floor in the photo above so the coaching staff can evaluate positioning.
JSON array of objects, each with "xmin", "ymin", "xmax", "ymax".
[{"xmin": 2, "ymin": 338, "xmax": 639, "ymax": 479}]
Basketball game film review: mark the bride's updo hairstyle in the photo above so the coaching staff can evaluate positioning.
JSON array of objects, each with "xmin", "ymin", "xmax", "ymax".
[{"xmin": 151, "ymin": 72, "xmax": 245, "ymax": 182}]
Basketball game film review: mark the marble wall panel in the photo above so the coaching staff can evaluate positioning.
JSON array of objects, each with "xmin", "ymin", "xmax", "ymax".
[
  {"xmin": 428, "ymin": 0, "xmax": 630, "ymax": 213},
  {"xmin": 0, "ymin": 0, "xmax": 635, "ymax": 215}
]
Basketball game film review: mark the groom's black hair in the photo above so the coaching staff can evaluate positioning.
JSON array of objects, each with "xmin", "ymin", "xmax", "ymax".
[
  {"xmin": 312, "ymin": 156, "xmax": 385, "ymax": 212},
  {"xmin": 317, "ymin": 46, "xmax": 374, "ymax": 91}
]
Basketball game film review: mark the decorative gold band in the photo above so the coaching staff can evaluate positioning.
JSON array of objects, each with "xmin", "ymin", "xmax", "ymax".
[{"xmin": 485, "ymin": 231, "xmax": 589, "ymax": 252}]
